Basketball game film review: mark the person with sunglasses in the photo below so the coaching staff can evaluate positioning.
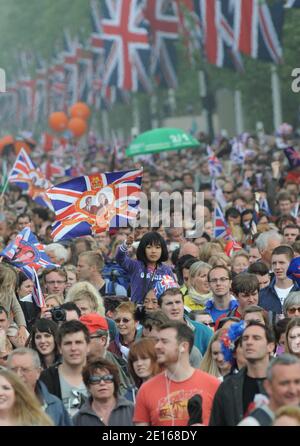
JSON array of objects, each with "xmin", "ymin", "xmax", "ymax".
[
  {"xmin": 283, "ymin": 291, "xmax": 300, "ymax": 319},
  {"xmin": 73, "ymin": 358, "xmax": 134, "ymax": 426},
  {"xmin": 108, "ymin": 302, "xmax": 141, "ymax": 361}
]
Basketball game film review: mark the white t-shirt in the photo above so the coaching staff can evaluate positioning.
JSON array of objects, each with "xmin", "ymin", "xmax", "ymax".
[{"xmin": 275, "ymin": 285, "xmax": 294, "ymax": 306}]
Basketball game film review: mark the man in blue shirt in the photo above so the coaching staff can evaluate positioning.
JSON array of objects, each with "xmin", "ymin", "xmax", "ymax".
[{"xmin": 205, "ymin": 266, "xmax": 238, "ymax": 322}]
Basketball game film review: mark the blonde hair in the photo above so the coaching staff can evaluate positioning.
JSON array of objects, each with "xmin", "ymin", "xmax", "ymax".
[
  {"xmin": 273, "ymin": 406, "xmax": 300, "ymax": 426},
  {"xmin": 78, "ymin": 251, "xmax": 104, "ymax": 270},
  {"xmin": 44, "ymin": 294, "xmax": 64, "ymax": 307},
  {"xmin": 0, "ymin": 264, "xmax": 18, "ymax": 312},
  {"xmin": 65, "ymin": 281, "xmax": 105, "ymax": 315},
  {"xmin": 116, "ymin": 301, "xmax": 136, "ymax": 316},
  {"xmin": 231, "ymin": 250, "xmax": 249, "ymax": 263},
  {"xmin": 208, "ymin": 253, "xmax": 231, "ymax": 268},
  {"xmin": 199, "ymin": 329, "xmax": 226, "ymax": 377},
  {"xmin": 188, "ymin": 261, "xmax": 211, "ymax": 294},
  {"xmin": 199, "ymin": 243, "xmax": 223, "ymax": 263},
  {"xmin": 0, "ymin": 368, "xmax": 53, "ymax": 426},
  {"xmin": 64, "ymin": 264, "xmax": 78, "ymax": 275}
]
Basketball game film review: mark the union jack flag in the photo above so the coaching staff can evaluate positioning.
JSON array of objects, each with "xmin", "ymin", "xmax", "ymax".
[
  {"xmin": 230, "ymin": 138, "xmax": 245, "ymax": 165},
  {"xmin": 199, "ymin": 0, "xmax": 244, "ymax": 70},
  {"xmin": 63, "ymin": 30, "xmax": 79, "ymax": 107},
  {"xmin": 175, "ymin": 0, "xmax": 202, "ymax": 62},
  {"xmin": 47, "ymin": 50, "xmax": 65, "ymax": 113},
  {"xmin": 90, "ymin": 0, "xmax": 104, "ymax": 54},
  {"xmin": 224, "ymin": 239, "xmax": 242, "ymax": 257},
  {"xmin": 234, "ymin": 0, "xmax": 284, "ymax": 64},
  {"xmin": 207, "ymin": 146, "xmax": 222, "ymax": 177},
  {"xmin": 90, "ymin": 0, "xmax": 115, "ymax": 110},
  {"xmin": 154, "ymin": 274, "xmax": 178, "ymax": 299},
  {"xmin": 213, "ymin": 204, "xmax": 231, "ymax": 239},
  {"xmin": 101, "ymin": 0, "xmax": 152, "ymax": 93},
  {"xmin": 259, "ymin": 196, "xmax": 271, "ymax": 216},
  {"xmin": 46, "ymin": 169, "xmax": 143, "ymax": 241},
  {"xmin": 76, "ymin": 36, "xmax": 94, "ymax": 105},
  {"xmin": 144, "ymin": 0, "xmax": 179, "ymax": 89},
  {"xmin": 284, "ymin": 146, "xmax": 300, "ymax": 169},
  {"xmin": 9, "ymin": 148, "xmax": 53, "ymax": 209},
  {"xmin": 0, "ymin": 228, "xmax": 58, "ymax": 271},
  {"xmin": 0, "ymin": 228, "xmax": 58, "ymax": 307}
]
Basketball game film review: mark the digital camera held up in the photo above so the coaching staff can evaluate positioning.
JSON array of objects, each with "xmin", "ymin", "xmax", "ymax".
[{"xmin": 50, "ymin": 306, "xmax": 66, "ymax": 323}]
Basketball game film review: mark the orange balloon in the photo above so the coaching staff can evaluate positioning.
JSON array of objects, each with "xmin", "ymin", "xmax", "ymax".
[
  {"xmin": 48, "ymin": 112, "xmax": 68, "ymax": 133},
  {"xmin": 67, "ymin": 117, "xmax": 88, "ymax": 138},
  {"xmin": 69, "ymin": 102, "xmax": 91, "ymax": 120}
]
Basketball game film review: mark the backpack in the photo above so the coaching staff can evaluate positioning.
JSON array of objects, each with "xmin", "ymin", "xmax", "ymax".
[{"xmin": 102, "ymin": 261, "xmax": 130, "ymax": 295}]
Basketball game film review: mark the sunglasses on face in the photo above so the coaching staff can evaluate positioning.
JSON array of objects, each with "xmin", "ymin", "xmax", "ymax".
[
  {"xmin": 115, "ymin": 317, "xmax": 131, "ymax": 324},
  {"xmin": 287, "ymin": 307, "xmax": 300, "ymax": 314},
  {"xmin": 88, "ymin": 374, "xmax": 114, "ymax": 384}
]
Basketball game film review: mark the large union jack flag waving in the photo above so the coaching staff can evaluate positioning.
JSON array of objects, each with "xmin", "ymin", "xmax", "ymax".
[
  {"xmin": 47, "ymin": 169, "xmax": 143, "ymax": 241},
  {"xmin": 213, "ymin": 204, "xmax": 232, "ymax": 239},
  {"xmin": 101, "ymin": 0, "xmax": 152, "ymax": 92},
  {"xmin": 9, "ymin": 148, "xmax": 53, "ymax": 209},
  {"xmin": 234, "ymin": 0, "xmax": 284, "ymax": 64}
]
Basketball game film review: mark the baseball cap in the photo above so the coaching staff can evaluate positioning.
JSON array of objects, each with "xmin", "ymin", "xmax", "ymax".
[{"xmin": 80, "ymin": 313, "xmax": 108, "ymax": 334}]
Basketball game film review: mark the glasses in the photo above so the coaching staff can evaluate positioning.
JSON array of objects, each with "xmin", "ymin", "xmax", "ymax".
[
  {"xmin": 287, "ymin": 307, "xmax": 300, "ymax": 314},
  {"xmin": 88, "ymin": 374, "xmax": 114, "ymax": 384},
  {"xmin": 223, "ymin": 190, "xmax": 233, "ymax": 194},
  {"xmin": 46, "ymin": 280, "xmax": 66, "ymax": 285},
  {"xmin": 11, "ymin": 367, "xmax": 35, "ymax": 374},
  {"xmin": 209, "ymin": 277, "xmax": 230, "ymax": 284},
  {"xmin": 115, "ymin": 317, "xmax": 131, "ymax": 324}
]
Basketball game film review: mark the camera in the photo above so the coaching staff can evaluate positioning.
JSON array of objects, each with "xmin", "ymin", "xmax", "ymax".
[{"xmin": 50, "ymin": 306, "xmax": 66, "ymax": 323}]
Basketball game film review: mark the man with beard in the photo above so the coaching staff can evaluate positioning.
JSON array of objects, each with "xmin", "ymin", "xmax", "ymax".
[{"xmin": 133, "ymin": 321, "xmax": 220, "ymax": 426}]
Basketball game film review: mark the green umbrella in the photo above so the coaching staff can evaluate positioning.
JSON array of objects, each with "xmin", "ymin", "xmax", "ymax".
[{"xmin": 126, "ymin": 127, "xmax": 200, "ymax": 157}]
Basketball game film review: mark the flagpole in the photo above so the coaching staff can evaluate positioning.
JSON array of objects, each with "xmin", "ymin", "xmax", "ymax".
[
  {"xmin": 234, "ymin": 90, "xmax": 244, "ymax": 134},
  {"xmin": 150, "ymin": 93, "xmax": 159, "ymax": 129},
  {"xmin": 271, "ymin": 65, "xmax": 283, "ymax": 131},
  {"xmin": 132, "ymin": 95, "xmax": 140, "ymax": 137},
  {"xmin": 198, "ymin": 70, "xmax": 214, "ymax": 140},
  {"xmin": 0, "ymin": 164, "xmax": 14, "ymax": 199}
]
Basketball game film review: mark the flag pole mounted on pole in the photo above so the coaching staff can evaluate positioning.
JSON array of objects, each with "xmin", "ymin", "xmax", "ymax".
[
  {"xmin": 234, "ymin": 90, "xmax": 244, "ymax": 134},
  {"xmin": 271, "ymin": 64, "xmax": 283, "ymax": 131}
]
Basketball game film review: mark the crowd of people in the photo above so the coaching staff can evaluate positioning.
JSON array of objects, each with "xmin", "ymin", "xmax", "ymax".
[{"xmin": 0, "ymin": 127, "xmax": 300, "ymax": 427}]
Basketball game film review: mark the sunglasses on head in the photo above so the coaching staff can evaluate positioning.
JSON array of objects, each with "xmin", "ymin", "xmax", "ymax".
[
  {"xmin": 115, "ymin": 317, "xmax": 131, "ymax": 324},
  {"xmin": 88, "ymin": 374, "xmax": 114, "ymax": 384}
]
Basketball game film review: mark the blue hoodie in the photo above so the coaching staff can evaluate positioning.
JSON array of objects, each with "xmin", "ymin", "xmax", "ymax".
[
  {"xmin": 259, "ymin": 277, "xmax": 299, "ymax": 314},
  {"xmin": 115, "ymin": 242, "xmax": 174, "ymax": 304}
]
